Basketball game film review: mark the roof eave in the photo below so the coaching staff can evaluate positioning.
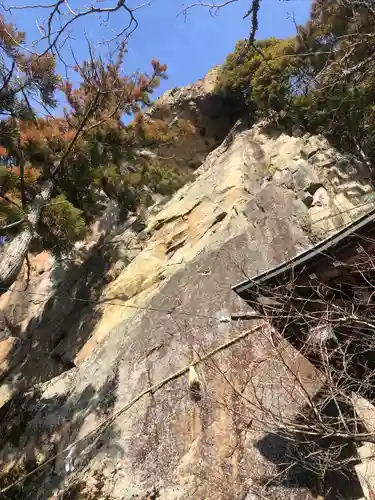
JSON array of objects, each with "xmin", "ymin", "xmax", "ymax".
[{"xmin": 232, "ymin": 205, "xmax": 375, "ymax": 299}]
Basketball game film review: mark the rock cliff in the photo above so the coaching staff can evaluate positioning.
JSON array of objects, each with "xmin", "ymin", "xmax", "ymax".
[
  {"xmin": 0, "ymin": 73, "xmax": 374, "ymax": 500},
  {"xmin": 143, "ymin": 66, "xmax": 239, "ymax": 170}
]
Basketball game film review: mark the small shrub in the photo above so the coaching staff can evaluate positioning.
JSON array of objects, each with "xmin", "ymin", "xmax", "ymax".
[
  {"xmin": 141, "ymin": 162, "xmax": 189, "ymax": 196},
  {"xmin": 0, "ymin": 199, "xmax": 25, "ymax": 236},
  {"xmin": 0, "ymin": 166, "xmax": 19, "ymax": 192},
  {"xmin": 40, "ymin": 194, "xmax": 88, "ymax": 251}
]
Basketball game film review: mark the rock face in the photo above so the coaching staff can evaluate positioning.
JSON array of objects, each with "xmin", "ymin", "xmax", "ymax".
[
  {"xmin": 145, "ymin": 67, "xmax": 240, "ymax": 170},
  {"xmin": 0, "ymin": 117, "xmax": 374, "ymax": 499}
]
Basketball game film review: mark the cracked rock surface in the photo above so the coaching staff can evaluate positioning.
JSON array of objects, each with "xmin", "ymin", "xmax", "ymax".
[{"xmin": 0, "ymin": 119, "xmax": 374, "ymax": 499}]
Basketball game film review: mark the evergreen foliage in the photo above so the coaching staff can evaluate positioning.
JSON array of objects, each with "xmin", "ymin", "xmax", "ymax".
[
  {"xmin": 216, "ymin": 0, "xmax": 375, "ymax": 162},
  {"xmin": 0, "ymin": 17, "xmax": 193, "ymax": 258}
]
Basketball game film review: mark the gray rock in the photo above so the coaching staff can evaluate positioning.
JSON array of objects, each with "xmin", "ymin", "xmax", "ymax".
[
  {"xmin": 1, "ymin": 119, "xmax": 375, "ymax": 500},
  {"xmin": 143, "ymin": 66, "xmax": 239, "ymax": 171},
  {"xmin": 312, "ymin": 186, "xmax": 330, "ymax": 207},
  {"xmin": 301, "ymin": 143, "xmax": 320, "ymax": 159},
  {"xmin": 292, "ymin": 163, "xmax": 322, "ymax": 192}
]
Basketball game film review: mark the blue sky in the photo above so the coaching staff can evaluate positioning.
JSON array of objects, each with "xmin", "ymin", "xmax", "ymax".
[
  {"xmin": 8, "ymin": 0, "xmax": 312, "ymax": 105},
  {"xmin": 125, "ymin": 0, "xmax": 313, "ymax": 97}
]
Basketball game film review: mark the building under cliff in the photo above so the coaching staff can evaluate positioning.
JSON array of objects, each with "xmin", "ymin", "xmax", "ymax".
[{"xmin": 234, "ymin": 205, "xmax": 375, "ymax": 500}]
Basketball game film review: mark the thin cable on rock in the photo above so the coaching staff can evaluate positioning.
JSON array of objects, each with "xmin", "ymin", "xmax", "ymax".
[{"xmin": 0, "ymin": 322, "xmax": 265, "ymax": 495}]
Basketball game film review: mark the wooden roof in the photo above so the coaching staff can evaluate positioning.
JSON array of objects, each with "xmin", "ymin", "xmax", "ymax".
[{"xmin": 233, "ymin": 206, "xmax": 375, "ymax": 304}]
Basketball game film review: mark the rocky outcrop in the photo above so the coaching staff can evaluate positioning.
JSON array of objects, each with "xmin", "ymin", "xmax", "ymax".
[
  {"xmin": 0, "ymin": 121, "xmax": 374, "ymax": 499},
  {"xmin": 144, "ymin": 67, "xmax": 240, "ymax": 170}
]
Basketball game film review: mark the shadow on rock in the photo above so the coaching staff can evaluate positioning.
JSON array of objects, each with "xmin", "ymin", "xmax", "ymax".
[
  {"xmin": 0, "ymin": 236, "xmax": 123, "ymax": 399},
  {"xmin": 0, "ymin": 237, "xmax": 130, "ymax": 498},
  {"xmin": 255, "ymin": 393, "xmax": 363, "ymax": 500},
  {"xmin": 0, "ymin": 364, "xmax": 122, "ymax": 499}
]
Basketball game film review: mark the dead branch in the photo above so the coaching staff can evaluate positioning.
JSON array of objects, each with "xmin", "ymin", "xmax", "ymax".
[
  {"xmin": 1, "ymin": 0, "xmax": 146, "ymax": 57},
  {"xmin": 209, "ymin": 236, "xmax": 375, "ymax": 494},
  {"xmin": 180, "ymin": 0, "xmax": 262, "ymax": 45},
  {"xmin": 180, "ymin": 0, "xmax": 240, "ymax": 18}
]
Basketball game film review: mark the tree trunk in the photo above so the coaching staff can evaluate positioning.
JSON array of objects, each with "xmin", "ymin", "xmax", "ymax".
[{"xmin": 0, "ymin": 179, "xmax": 54, "ymax": 290}]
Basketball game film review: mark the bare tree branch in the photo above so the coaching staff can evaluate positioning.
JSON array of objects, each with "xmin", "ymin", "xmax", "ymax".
[
  {"xmin": 180, "ymin": 0, "xmax": 262, "ymax": 46},
  {"xmin": 0, "ymin": 217, "xmax": 24, "ymax": 231},
  {"xmin": 180, "ymin": 0, "xmax": 240, "ymax": 18},
  {"xmin": 1, "ymin": 0, "xmax": 145, "ymax": 58}
]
